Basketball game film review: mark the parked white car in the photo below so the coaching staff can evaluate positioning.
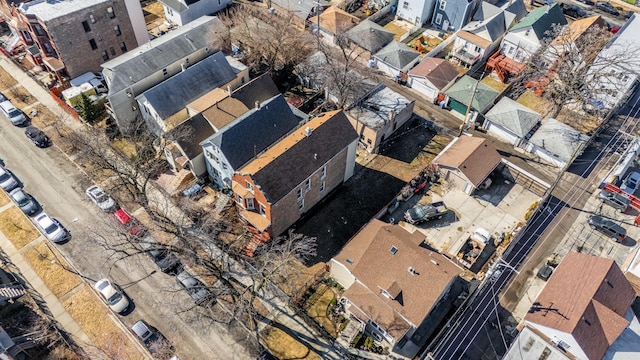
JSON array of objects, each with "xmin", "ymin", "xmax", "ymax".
[
  {"xmin": 34, "ymin": 213, "xmax": 69, "ymax": 243},
  {"xmin": 94, "ymin": 278, "xmax": 129, "ymax": 313},
  {"xmin": 85, "ymin": 185, "xmax": 115, "ymax": 212},
  {"xmin": 0, "ymin": 166, "xmax": 19, "ymax": 192}
]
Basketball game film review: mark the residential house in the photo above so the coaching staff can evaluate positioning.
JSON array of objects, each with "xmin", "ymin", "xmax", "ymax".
[
  {"xmin": 482, "ymin": 97, "xmax": 540, "ymax": 146},
  {"xmin": 270, "ymin": 0, "xmax": 329, "ymax": 28},
  {"xmin": 408, "ymin": 57, "xmax": 460, "ymax": 101},
  {"xmin": 232, "ymin": 110, "xmax": 358, "ymax": 244},
  {"xmin": 486, "ymin": 3, "xmax": 567, "ymax": 82},
  {"xmin": 329, "ymin": 219, "xmax": 465, "ymax": 358},
  {"xmin": 136, "ymin": 52, "xmax": 248, "ymax": 136},
  {"xmin": 586, "ymin": 13, "xmax": 640, "ymax": 110},
  {"xmin": 433, "ymin": 136, "xmax": 502, "ymax": 194},
  {"xmin": 449, "ymin": 0, "xmax": 526, "ymax": 68},
  {"xmin": 526, "ymin": 119, "xmax": 588, "ymax": 168},
  {"xmin": 432, "ymin": 0, "xmax": 481, "ymax": 32},
  {"xmin": 310, "ymin": 6, "xmax": 359, "ymax": 42},
  {"xmin": 345, "ymin": 84, "xmax": 415, "ymax": 153},
  {"xmin": 445, "ymin": 75, "xmax": 500, "ymax": 119},
  {"xmin": 161, "ymin": 0, "xmax": 232, "ymax": 26},
  {"xmin": 544, "ymin": 15, "xmax": 605, "ymax": 68},
  {"xmin": 101, "ymin": 16, "xmax": 229, "ymax": 132},
  {"xmin": 163, "ymin": 74, "xmax": 280, "ymax": 179},
  {"xmin": 396, "ymin": 0, "xmax": 437, "ymax": 26},
  {"xmin": 1, "ymin": 0, "xmax": 147, "ymax": 81},
  {"xmin": 522, "ymin": 252, "xmax": 637, "ymax": 360},
  {"xmin": 200, "ymin": 94, "xmax": 306, "ymax": 190},
  {"xmin": 346, "ymin": 19, "xmax": 395, "ymax": 55},
  {"xmin": 372, "ymin": 41, "xmax": 421, "ymax": 79}
]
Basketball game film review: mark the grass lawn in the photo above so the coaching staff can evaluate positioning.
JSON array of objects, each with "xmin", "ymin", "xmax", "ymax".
[
  {"xmin": 481, "ymin": 76, "xmax": 509, "ymax": 93},
  {"xmin": 262, "ymin": 326, "xmax": 321, "ymax": 360},
  {"xmin": 63, "ymin": 287, "xmax": 141, "ymax": 360},
  {"xmin": 516, "ymin": 90, "xmax": 552, "ymax": 116},
  {"xmin": 556, "ymin": 107, "xmax": 600, "ymax": 134},
  {"xmin": 0, "ymin": 207, "xmax": 41, "ymax": 249},
  {"xmin": 307, "ymin": 288, "xmax": 337, "ymax": 338},
  {"xmin": 23, "ymin": 242, "xmax": 82, "ymax": 298},
  {"xmin": 0, "ymin": 67, "xmax": 18, "ymax": 90},
  {"xmin": 0, "ymin": 191, "xmax": 9, "ymax": 207},
  {"xmin": 112, "ymin": 138, "xmax": 138, "ymax": 160}
]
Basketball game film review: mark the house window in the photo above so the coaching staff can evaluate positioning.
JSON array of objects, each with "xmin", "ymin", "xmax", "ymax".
[
  {"xmin": 259, "ymin": 203, "xmax": 266, "ymax": 215},
  {"xmin": 246, "ymin": 181, "xmax": 253, "ymax": 192},
  {"xmin": 120, "ymin": 42, "xmax": 127, "ymax": 53},
  {"xmin": 508, "ymin": 46, "xmax": 514, "ymax": 55},
  {"xmin": 390, "ymin": 246, "xmax": 398, "ymax": 254},
  {"xmin": 102, "ymin": 51, "xmax": 109, "ymax": 60},
  {"xmin": 346, "ymin": 258, "xmax": 353, "ymax": 264},
  {"xmin": 297, "ymin": 188, "xmax": 303, "ymax": 199},
  {"xmin": 162, "ymin": 68, "xmax": 168, "ymax": 76},
  {"xmin": 107, "ymin": 7, "xmax": 115, "ymax": 18},
  {"xmin": 435, "ymin": 14, "xmax": 442, "ymax": 25},
  {"xmin": 32, "ymin": 24, "xmax": 45, "ymax": 37},
  {"xmin": 367, "ymin": 138, "xmax": 372, "ymax": 145},
  {"xmin": 320, "ymin": 181, "xmax": 326, "ymax": 192},
  {"xmin": 236, "ymin": 194, "xmax": 243, "ymax": 204},
  {"xmin": 321, "ymin": 166, "xmax": 326, "ymax": 179},
  {"xmin": 114, "ymin": 25, "xmax": 121, "ymax": 36},
  {"xmin": 82, "ymin": 21, "xmax": 91, "ymax": 33},
  {"xmin": 402, "ymin": 1, "xmax": 409, "ymax": 9},
  {"xmin": 525, "ymin": 29, "xmax": 530, "ymax": 36},
  {"xmin": 89, "ymin": 39, "xmax": 97, "ymax": 50},
  {"xmin": 43, "ymin": 43, "xmax": 53, "ymax": 56},
  {"xmin": 305, "ymin": 179, "xmax": 311, "ymax": 191},
  {"xmin": 246, "ymin": 198, "xmax": 255, "ymax": 210},
  {"xmin": 439, "ymin": 0, "xmax": 447, "ymax": 10},
  {"xmin": 298, "ymin": 197, "xmax": 304, "ymax": 210},
  {"xmin": 474, "ymin": 45, "xmax": 481, "ymax": 53},
  {"xmin": 110, "ymin": 47, "xmax": 116, "ymax": 56},
  {"xmin": 222, "ymin": 163, "xmax": 228, "ymax": 170}
]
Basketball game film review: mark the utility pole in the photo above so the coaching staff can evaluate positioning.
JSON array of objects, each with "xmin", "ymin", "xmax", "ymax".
[{"xmin": 459, "ymin": 78, "xmax": 479, "ymax": 137}]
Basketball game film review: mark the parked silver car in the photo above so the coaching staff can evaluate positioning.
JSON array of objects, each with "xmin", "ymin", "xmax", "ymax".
[
  {"xmin": 0, "ymin": 166, "xmax": 19, "ymax": 192},
  {"xmin": 35, "ymin": 213, "xmax": 70, "ymax": 243},
  {"xmin": 85, "ymin": 185, "xmax": 115, "ymax": 212},
  {"xmin": 9, "ymin": 188, "xmax": 38, "ymax": 215},
  {"xmin": 94, "ymin": 278, "xmax": 129, "ymax": 313}
]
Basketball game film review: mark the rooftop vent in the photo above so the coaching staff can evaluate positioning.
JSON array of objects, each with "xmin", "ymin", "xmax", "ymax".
[
  {"xmin": 390, "ymin": 246, "xmax": 398, "ymax": 254},
  {"xmin": 304, "ymin": 127, "xmax": 313, "ymax": 137}
]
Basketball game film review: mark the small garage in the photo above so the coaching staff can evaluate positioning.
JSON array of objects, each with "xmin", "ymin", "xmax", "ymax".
[{"xmin": 483, "ymin": 97, "xmax": 541, "ymax": 146}]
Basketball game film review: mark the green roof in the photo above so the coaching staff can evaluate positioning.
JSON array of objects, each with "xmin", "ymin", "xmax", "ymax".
[
  {"xmin": 509, "ymin": 3, "xmax": 567, "ymax": 39},
  {"xmin": 445, "ymin": 76, "xmax": 500, "ymax": 113}
]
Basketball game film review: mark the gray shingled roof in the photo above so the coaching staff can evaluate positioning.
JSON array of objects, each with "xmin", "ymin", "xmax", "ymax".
[
  {"xmin": 373, "ymin": 41, "xmax": 419, "ymax": 71},
  {"xmin": 231, "ymin": 74, "xmax": 280, "ymax": 109},
  {"xmin": 529, "ymin": 119, "xmax": 588, "ymax": 162},
  {"xmin": 102, "ymin": 16, "xmax": 227, "ymax": 94},
  {"xmin": 271, "ymin": 0, "xmax": 329, "ymax": 19},
  {"xmin": 485, "ymin": 97, "xmax": 540, "ymax": 137},
  {"xmin": 252, "ymin": 111, "xmax": 358, "ymax": 203},
  {"xmin": 206, "ymin": 94, "xmax": 303, "ymax": 169},
  {"xmin": 142, "ymin": 52, "xmax": 235, "ymax": 120},
  {"xmin": 346, "ymin": 20, "xmax": 394, "ymax": 53},
  {"xmin": 167, "ymin": 113, "xmax": 215, "ymax": 159}
]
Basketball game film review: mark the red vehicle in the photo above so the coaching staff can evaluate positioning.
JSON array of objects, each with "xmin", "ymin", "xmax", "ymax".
[{"xmin": 114, "ymin": 208, "xmax": 146, "ymax": 237}]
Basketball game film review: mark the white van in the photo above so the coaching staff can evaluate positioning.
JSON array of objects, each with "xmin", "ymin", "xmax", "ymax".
[{"xmin": 0, "ymin": 100, "xmax": 26, "ymax": 126}]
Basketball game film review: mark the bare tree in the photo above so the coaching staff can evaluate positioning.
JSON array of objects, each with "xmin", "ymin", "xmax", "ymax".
[
  {"xmin": 221, "ymin": 4, "xmax": 314, "ymax": 80},
  {"xmin": 512, "ymin": 22, "xmax": 640, "ymax": 117}
]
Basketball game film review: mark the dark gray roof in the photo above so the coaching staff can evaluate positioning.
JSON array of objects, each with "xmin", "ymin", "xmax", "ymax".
[
  {"xmin": 143, "ymin": 52, "xmax": 236, "ymax": 119},
  {"xmin": 509, "ymin": 3, "xmax": 567, "ymax": 40},
  {"xmin": 252, "ymin": 111, "xmax": 357, "ymax": 203},
  {"xmin": 346, "ymin": 20, "xmax": 395, "ymax": 53},
  {"xmin": 271, "ymin": 0, "xmax": 329, "ymax": 19},
  {"xmin": 231, "ymin": 74, "xmax": 280, "ymax": 109},
  {"xmin": 102, "ymin": 16, "xmax": 228, "ymax": 94},
  {"xmin": 207, "ymin": 94, "xmax": 303, "ymax": 169},
  {"xmin": 168, "ymin": 113, "xmax": 215, "ymax": 159},
  {"xmin": 373, "ymin": 41, "xmax": 419, "ymax": 70}
]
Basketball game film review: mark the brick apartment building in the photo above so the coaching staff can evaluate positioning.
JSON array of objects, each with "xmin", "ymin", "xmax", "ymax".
[{"xmin": 0, "ymin": 0, "xmax": 147, "ymax": 80}]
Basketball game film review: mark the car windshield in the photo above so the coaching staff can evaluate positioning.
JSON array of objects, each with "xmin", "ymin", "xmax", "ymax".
[
  {"xmin": 96, "ymin": 193, "xmax": 109, "ymax": 203},
  {"xmin": 96, "ymin": 282, "xmax": 109, "ymax": 290},
  {"xmin": 8, "ymin": 109, "xmax": 21, "ymax": 117},
  {"xmin": 413, "ymin": 205, "xmax": 429, "ymax": 218},
  {"xmin": 15, "ymin": 195, "xmax": 29, "ymax": 206},
  {"xmin": 44, "ymin": 223, "xmax": 58, "ymax": 234},
  {"xmin": 107, "ymin": 292, "xmax": 123, "ymax": 305},
  {"xmin": 0, "ymin": 172, "xmax": 9, "ymax": 181}
]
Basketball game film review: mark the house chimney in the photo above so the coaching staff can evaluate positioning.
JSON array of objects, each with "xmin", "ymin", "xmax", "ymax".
[
  {"xmin": 255, "ymin": 100, "xmax": 260, "ymax": 109},
  {"xmin": 388, "ymin": 110, "xmax": 395, "ymax": 122},
  {"xmin": 228, "ymin": 85, "xmax": 232, "ymax": 97},
  {"xmin": 304, "ymin": 127, "xmax": 313, "ymax": 137}
]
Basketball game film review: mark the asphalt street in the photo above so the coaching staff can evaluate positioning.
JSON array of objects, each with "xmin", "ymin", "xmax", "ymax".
[{"xmin": 424, "ymin": 87, "xmax": 640, "ymax": 359}]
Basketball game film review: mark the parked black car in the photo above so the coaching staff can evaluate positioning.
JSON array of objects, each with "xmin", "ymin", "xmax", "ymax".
[
  {"xmin": 576, "ymin": 0, "xmax": 595, "ymax": 5},
  {"xmin": 596, "ymin": 1, "xmax": 620, "ymax": 16},
  {"xmin": 24, "ymin": 126, "xmax": 50, "ymax": 148},
  {"xmin": 563, "ymin": 4, "xmax": 588, "ymax": 19},
  {"xmin": 176, "ymin": 269, "xmax": 216, "ymax": 306},
  {"xmin": 588, "ymin": 215, "xmax": 626, "ymax": 242},
  {"xmin": 139, "ymin": 235, "xmax": 181, "ymax": 274}
]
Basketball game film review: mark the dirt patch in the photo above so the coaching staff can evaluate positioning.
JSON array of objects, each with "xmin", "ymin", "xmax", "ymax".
[
  {"xmin": 0, "ymin": 190, "xmax": 9, "ymax": 207},
  {"xmin": 5, "ymin": 86, "xmax": 36, "ymax": 109},
  {"xmin": 63, "ymin": 286, "xmax": 141, "ymax": 360},
  {"xmin": 112, "ymin": 138, "xmax": 138, "ymax": 160},
  {"xmin": 306, "ymin": 287, "xmax": 337, "ymax": 338},
  {"xmin": 481, "ymin": 76, "xmax": 509, "ymax": 93},
  {"xmin": 0, "ymin": 207, "xmax": 41, "ymax": 249},
  {"xmin": 556, "ymin": 107, "xmax": 600, "ymax": 134},
  {"xmin": 274, "ymin": 261, "xmax": 325, "ymax": 298},
  {"xmin": 0, "ymin": 67, "xmax": 18, "ymax": 90},
  {"xmin": 516, "ymin": 90, "xmax": 551, "ymax": 117},
  {"xmin": 29, "ymin": 104, "xmax": 58, "ymax": 128},
  {"xmin": 23, "ymin": 242, "xmax": 82, "ymax": 298},
  {"xmin": 261, "ymin": 326, "xmax": 321, "ymax": 360}
]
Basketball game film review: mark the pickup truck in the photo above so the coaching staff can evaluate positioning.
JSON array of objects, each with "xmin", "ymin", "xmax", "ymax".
[
  {"xmin": 404, "ymin": 201, "xmax": 448, "ymax": 224},
  {"xmin": 456, "ymin": 228, "xmax": 493, "ymax": 270}
]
